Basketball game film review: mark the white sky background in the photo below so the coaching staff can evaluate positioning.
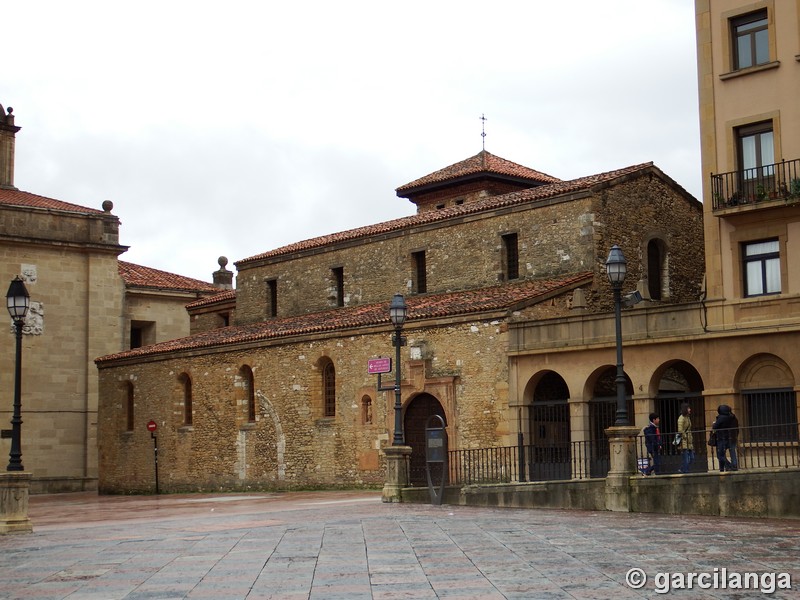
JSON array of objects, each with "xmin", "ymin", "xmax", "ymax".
[{"xmin": 4, "ymin": 0, "xmax": 700, "ymax": 283}]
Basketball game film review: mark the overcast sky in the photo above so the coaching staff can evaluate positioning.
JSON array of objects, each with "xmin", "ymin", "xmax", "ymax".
[{"xmin": 4, "ymin": 0, "xmax": 700, "ymax": 283}]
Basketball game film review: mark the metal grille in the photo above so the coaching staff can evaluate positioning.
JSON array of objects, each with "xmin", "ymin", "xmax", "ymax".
[
  {"xmin": 323, "ymin": 362, "xmax": 336, "ymax": 417},
  {"xmin": 743, "ymin": 388, "xmax": 798, "ymax": 442}
]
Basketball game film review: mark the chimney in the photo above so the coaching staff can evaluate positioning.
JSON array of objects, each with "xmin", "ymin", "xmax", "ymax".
[
  {"xmin": 0, "ymin": 105, "xmax": 21, "ymax": 190},
  {"xmin": 213, "ymin": 256, "xmax": 234, "ymax": 290}
]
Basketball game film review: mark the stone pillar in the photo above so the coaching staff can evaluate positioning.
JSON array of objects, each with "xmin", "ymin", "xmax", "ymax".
[
  {"xmin": 604, "ymin": 426, "xmax": 640, "ymax": 512},
  {"xmin": 382, "ymin": 445, "xmax": 412, "ymax": 503},
  {"xmin": 0, "ymin": 472, "xmax": 33, "ymax": 534}
]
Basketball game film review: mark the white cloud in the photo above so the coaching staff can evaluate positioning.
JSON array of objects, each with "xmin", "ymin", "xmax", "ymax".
[{"xmin": 3, "ymin": 0, "xmax": 701, "ymax": 281}]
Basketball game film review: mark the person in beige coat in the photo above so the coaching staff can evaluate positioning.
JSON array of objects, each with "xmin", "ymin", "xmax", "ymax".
[{"xmin": 677, "ymin": 402, "xmax": 694, "ymax": 474}]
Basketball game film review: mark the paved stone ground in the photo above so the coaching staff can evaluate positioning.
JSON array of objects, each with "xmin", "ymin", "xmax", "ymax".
[{"xmin": 2, "ymin": 490, "xmax": 800, "ymax": 599}]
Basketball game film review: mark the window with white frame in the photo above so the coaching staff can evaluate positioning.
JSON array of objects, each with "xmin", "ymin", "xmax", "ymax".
[
  {"xmin": 743, "ymin": 239, "xmax": 780, "ymax": 297},
  {"xmin": 737, "ymin": 121, "xmax": 774, "ymax": 182}
]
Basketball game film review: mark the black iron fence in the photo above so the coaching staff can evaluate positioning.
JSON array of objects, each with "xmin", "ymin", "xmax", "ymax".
[
  {"xmin": 445, "ymin": 423, "xmax": 800, "ymax": 486},
  {"xmin": 638, "ymin": 423, "xmax": 800, "ymax": 475},
  {"xmin": 448, "ymin": 439, "xmax": 607, "ymax": 486},
  {"xmin": 711, "ymin": 157, "xmax": 800, "ymax": 210}
]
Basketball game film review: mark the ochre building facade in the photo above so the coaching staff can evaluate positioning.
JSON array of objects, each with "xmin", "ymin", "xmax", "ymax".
[{"xmin": 0, "ymin": 106, "xmax": 222, "ymax": 492}]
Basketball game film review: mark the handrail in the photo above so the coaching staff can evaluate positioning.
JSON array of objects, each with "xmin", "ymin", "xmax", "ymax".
[{"xmin": 711, "ymin": 157, "xmax": 800, "ymax": 210}]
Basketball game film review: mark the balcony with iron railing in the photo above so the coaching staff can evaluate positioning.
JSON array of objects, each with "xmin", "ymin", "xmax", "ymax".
[{"xmin": 711, "ymin": 158, "xmax": 800, "ymax": 211}]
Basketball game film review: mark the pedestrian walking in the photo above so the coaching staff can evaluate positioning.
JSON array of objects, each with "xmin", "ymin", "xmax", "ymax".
[
  {"xmin": 642, "ymin": 413, "xmax": 663, "ymax": 475},
  {"xmin": 712, "ymin": 404, "xmax": 739, "ymax": 471},
  {"xmin": 677, "ymin": 402, "xmax": 694, "ymax": 473}
]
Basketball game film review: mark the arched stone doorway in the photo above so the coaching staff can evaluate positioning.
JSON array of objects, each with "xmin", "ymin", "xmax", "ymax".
[
  {"xmin": 404, "ymin": 393, "xmax": 446, "ymax": 486},
  {"xmin": 590, "ymin": 367, "xmax": 634, "ymax": 477},
  {"xmin": 528, "ymin": 371, "xmax": 571, "ymax": 481},
  {"xmin": 654, "ymin": 361, "xmax": 706, "ymax": 473}
]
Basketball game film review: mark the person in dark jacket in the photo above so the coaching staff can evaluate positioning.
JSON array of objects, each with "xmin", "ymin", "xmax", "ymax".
[
  {"xmin": 712, "ymin": 404, "xmax": 739, "ymax": 471},
  {"xmin": 642, "ymin": 413, "xmax": 663, "ymax": 475}
]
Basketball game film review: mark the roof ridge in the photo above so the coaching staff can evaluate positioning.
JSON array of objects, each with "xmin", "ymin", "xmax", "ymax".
[
  {"xmin": 97, "ymin": 273, "xmax": 593, "ymax": 364},
  {"xmin": 238, "ymin": 161, "xmax": 656, "ymax": 266},
  {"xmin": 396, "ymin": 150, "xmax": 561, "ymax": 194}
]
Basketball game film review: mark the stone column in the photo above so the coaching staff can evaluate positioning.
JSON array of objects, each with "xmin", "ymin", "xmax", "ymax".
[
  {"xmin": 382, "ymin": 445, "xmax": 412, "ymax": 503},
  {"xmin": 0, "ymin": 472, "xmax": 33, "ymax": 534},
  {"xmin": 604, "ymin": 426, "xmax": 640, "ymax": 512}
]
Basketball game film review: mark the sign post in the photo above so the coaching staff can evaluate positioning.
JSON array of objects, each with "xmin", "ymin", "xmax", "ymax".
[
  {"xmin": 146, "ymin": 420, "xmax": 159, "ymax": 495},
  {"xmin": 370, "ymin": 356, "xmax": 396, "ymax": 395}
]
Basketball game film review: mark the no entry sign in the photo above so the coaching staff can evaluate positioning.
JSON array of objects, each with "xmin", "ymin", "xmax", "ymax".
[{"xmin": 146, "ymin": 420, "xmax": 157, "ymax": 432}]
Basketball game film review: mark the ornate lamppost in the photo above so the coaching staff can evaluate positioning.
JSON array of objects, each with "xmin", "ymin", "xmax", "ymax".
[
  {"xmin": 605, "ymin": 245, "xmax": 629, "ymax": 426},
  {"xmin": 6, "ymin": 276, "xmax": 30, "ymax": 471},
  {"xmin": 389, "ymin": 294, "xmax": 407, "ymax": 445}
]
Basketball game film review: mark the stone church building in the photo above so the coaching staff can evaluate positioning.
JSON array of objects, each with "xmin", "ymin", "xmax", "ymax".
[{"xmin": 96, "ymin": 151, "xmax": 704, "ymax": 492}]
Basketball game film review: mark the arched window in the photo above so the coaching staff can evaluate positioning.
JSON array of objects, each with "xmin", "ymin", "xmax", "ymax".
[
  {"xmin": 362, "ymin": 395, "xmax": 373, "ymax": 425},
  {"xmin": 323, "ymin": 361, "xmax": 336, "ymax": 418},
  {"xmin": 179, "ymin": 373, "xmax": 193, "ymax": 426},
  {"xmin": 126, "ymin": 382, "xmax": 135, "ymax": 432}
]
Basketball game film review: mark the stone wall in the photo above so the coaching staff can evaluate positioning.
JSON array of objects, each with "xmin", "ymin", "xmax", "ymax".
[
  {"xmin": 235, "ymin": 174, "xmax": 703, "ymax": 326},
  {"xmin": 97, "ymin": 313, "xmax": 512, "ymax": 493},
  {"xmin": 408, "ymin": 469, "xmax": 800, "ymax": 520},
  {"xmin": 235, "ymin": 197, "xmax": 598, "ymax": 324},
  {"xmin": 589, "ymin": 176, "xmax": 705, "ymax": 310}
]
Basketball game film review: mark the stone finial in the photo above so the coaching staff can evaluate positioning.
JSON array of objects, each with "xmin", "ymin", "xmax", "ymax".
[
  {"xmin": 102, "ymin": 200, "xmax": 114, "ymax": 213},
  {"xmin": 213, "ymin": 256, "xmax": 233, "ymax": 290},
  {"xmin": 0, "ymin": 103, "xmax": 21, "ymax": 190}
]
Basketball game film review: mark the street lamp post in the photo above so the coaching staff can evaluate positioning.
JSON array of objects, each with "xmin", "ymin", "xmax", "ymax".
[
  {"xmin": 605, "ymin": 245, "xmax": 628, "ymax": 426},
  {"xmin": 389, "ymin": 294, "xmax": 407, "ymax": 446},
  {"xmin": 6, "ymin": 276, "xmax": 30, "ymax": 472}
]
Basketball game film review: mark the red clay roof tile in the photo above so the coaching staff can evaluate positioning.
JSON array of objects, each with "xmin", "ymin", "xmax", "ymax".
[
  {"xmin": 0, "ymin": 188, "xmax": 104, "ymax": 214},
  {"xmin": 96, "ymin": 272, "xmax": 592, "ymax": 363},
  {"xmin": 396, "ymin": 150, "xmax": 561, "ymax": 194},
  {"xmin": 119, "ymin": 261, "xmax": 220, "ymax": 293},
  {"xmin": 186, "ymin": 290, "xmax": 236, "ymax": 309}
]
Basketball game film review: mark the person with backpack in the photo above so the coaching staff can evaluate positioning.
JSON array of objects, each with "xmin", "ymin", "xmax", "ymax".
[
  {"xmin": 712, "ymin": 404, "xmax": 739, "ymax": 471},
  {"xmin": 642, "ymin": 413, "xmax": 663, "ymax": 475}
]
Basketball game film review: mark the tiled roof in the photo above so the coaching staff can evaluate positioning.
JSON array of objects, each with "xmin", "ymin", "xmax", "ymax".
[
  {"xmin": 96, "ymin": 272, "xmax": 593, "ymax": 363},
  {"xmin": 396, "ymin": 150, "xmax": 561, "ymax": 193},
  {"xmin": 186, "ymin": 289, "xmax": 236, "ymax": 309},
  {"xmin": 119, "ymin": 261, "xmax": 220, "ymax": 293},
  {"xmin": 0, "ymin": 187, "xmax": 104, "ymax": 214},
  {"xmin": 238, "ymin": 161, "xmax": 654, "ymax": 266}
]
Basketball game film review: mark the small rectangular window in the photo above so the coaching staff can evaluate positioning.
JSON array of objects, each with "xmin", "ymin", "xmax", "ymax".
[
  {"xmin": 743, "ymin": 239, "xmax": 780, "ymax": 297},
  {"xmin": 126, "ymin": 384, "xmax": 135, "ymax": 432},
  {"xmin": 130, "ymin": 321, "xmax": 155, "ymax": 349},
  {"xmin": 731, "ymin": 10, "xmax": 769, "ymax": 70},
  {"xmin": 266, "ymin": 279, "xmax": 278, "ymax": 317},
  {"xmin": 332, "ymin": 267, "xmax": 344, "ymax": 307},
  {"xmin": 412, "ymin": 251, "xmax": 427, "ymax": 294},
  {"xmin": 502, "ymin": 233, "xmax": 519, "ymax": 280}
]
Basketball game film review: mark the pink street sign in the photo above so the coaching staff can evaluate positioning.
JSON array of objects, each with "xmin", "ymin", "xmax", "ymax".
[{"xmin": 368, "ymin": 357, "xmax": 392, "ymax": 374}]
